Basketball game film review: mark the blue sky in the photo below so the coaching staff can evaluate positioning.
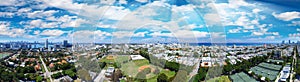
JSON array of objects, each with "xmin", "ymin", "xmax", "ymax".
[{"xmin": 0, "ymin": 0, "xmax": 299, "ymax": 43}]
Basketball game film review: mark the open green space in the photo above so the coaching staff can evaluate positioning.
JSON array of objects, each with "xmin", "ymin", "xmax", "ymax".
[
  {"xmin": 0, "ymin": 53, "xmax": 10, "ymax": 59},
  {"xmin": 133, "ymin": 59, "xmax": 150, "ymax": 67},
  {"xmin": 160, "ymin": 70, "xmax": 176, "ymax": 79},
  {"xmin": 207, "ymin": 76, "xmax": 231, "ymax": 82}
]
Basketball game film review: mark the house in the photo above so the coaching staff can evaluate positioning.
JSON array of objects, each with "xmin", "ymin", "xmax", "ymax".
[
  {"xmin": 105, "ymin": 67, "xmax": 115, "ymax": 77},
  {"xmin": 130, "ymin": 55, "xmax": 145, "ymax": 60},
  {"xmin": 201, "ymin": 57, "xmax": 212, "ymax": 67}
]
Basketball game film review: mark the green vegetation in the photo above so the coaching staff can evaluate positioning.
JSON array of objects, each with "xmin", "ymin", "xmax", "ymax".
[
  {"xmin": 206, "ymin": 76, "xmax": 230, "ymax": 82},
  {"xmin": 78, "ymin": 57, "xmax": 101, "ymax": 72},
  {"xmin": 157, "ymin": 73, "xmax": 168, "ymax": 82},
  {"xmin": 160, "ymin": 70, "xmax": 176, "ymax": 79},
  {"xmin": 133, "ymin": 59, "xmax": 150, "ymax": 66},
  {"xmin": 77, "ymin": 69, "xmax": 92, "ymax": 81},
  {"xmin": 171, "ymin": 70, "xmax": 188, "ymax": 82},
  {"xmin": 223, "ymin": 55, "xmax": 268, "ymax": 74}
]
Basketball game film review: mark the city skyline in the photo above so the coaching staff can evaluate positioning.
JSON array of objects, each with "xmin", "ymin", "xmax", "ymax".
[{"xmin": 0, "ymin": 0, "xmax": 300, "ymax": 43}]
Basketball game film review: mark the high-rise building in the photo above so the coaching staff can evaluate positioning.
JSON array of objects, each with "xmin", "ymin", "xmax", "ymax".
[
  {"xmin": 45, "ymin": 39, "xmax": 48, "ymax": 48},
  {"xmin": 282, "ymin": 40, "xmax": 285, "ymax": 44},
  {"xmin": 288, "ymin": 40, "xmax": 291, "ymax": 44},
  {"xmin": 63, "ymin": 40, "xmax": 68, "ymax": 47}
]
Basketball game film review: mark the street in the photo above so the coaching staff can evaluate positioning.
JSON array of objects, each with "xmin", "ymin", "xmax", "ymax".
[{"xmin": 40, "ymin": 56, "xmax": 53, "ymax": 82}]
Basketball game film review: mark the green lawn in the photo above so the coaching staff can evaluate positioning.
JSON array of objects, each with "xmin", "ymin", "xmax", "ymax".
[
  {"xmin": 100, "ymin": 55, "xmax": 130, "ymax": 65},
  {"xmin": 99, "ymin": 56, "xmax": 115, "ymax": 63},
  {"xmin": 207, "ymin": 76, "xmax": 231, "ymax": 82},
  {"xmin": 133, "ymin": 59, "xmax": 149, "ymax": 66},
  {"xmin": 160, "ymin": 69, "xmax": 176, "ymax": 79},
  {"xmin": 116, "ymin": 55, "xmax": 130, "ymax": 63},
  {"xmin": 118, "ymin": 57, "xmax": 176, "ymax": 82},
  {"xmin": 121, "ymin": 61, "xmax": 143, "ymax": 77},
  {"xmin": 0, "ymin": 53, "xmax": 9, "ymax": 58}
]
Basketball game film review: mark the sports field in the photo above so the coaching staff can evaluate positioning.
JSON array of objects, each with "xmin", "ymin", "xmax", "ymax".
[
  {"xmin": 0, "ymin": 53, "xmax": 10, "ymax": 59},
  {"xmin": 250, "ymin": 62, "xmax": 282, "ymax": 80}
]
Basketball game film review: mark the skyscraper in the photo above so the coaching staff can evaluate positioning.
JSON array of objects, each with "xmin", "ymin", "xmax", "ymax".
[
  {"xmin": 63, "ymin": 40, "xmax": 68, "ymax": 47},
  {"xmin": 282, "ymin": 40, "xmax": 285, "ymax": 44},
  {"xmin": 289, "ymin": 40, "xmax": 291, "ymax": 44},
  {"xmin": 45, "ymin": 39, "xmax": 48, "ymax": 48}
]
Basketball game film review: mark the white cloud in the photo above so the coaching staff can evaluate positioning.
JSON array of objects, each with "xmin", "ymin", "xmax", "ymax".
[
  {"xmin": 252, "ymin": 31, "xmax": 264, "ymax": 36},
  {"xmin": 40, "ymin": 29, "xmax": 64, "ymax": 36},
  {"xmin": 41, "ymin": 0, "xmax": 123, "ymax": 20},
  {"xmin": 272, "ymin": 11, "xmax": 300, "ymax": 21},
  {"xmin": 27, "ymin": 10, "xmax": 58, "ymax": 18},
  {"xmin": 132, "ymin": 31, "xmax": 149, "ymax": 37},
  {"xmin": 228, "ymin": 27, "xmax": 242, "ymax": 33},
  {"xmin": 289, "ymin": 33, "xmax": 300, "ymax": 37},
  {"xmin": 102, "ymin": 6, "xmax": 131, "ymax": 20},
  {"xmin": 0, "ymin": 12, "xmax": 14, "ymax": 18},
  {"xmin": 24, "ymin": 15, "xmax": 88, "ymax": 28},
  {"xmin": 70, "ymin": 30, "xmax": 111, "ymax": 43},
  {"xmin": 297, "ymin": 28, "xmax": 300, "ymax": 32},
  {"xmin": 288, "ymin": 21, "xmax": 300, "ymax": 26},
  {"xmin": 260, "ymin": 15, "xmax": 266, "ymax": 20},
  {"xmin": 252, "ymin": 8, "xmax": 262, "ymax": 14},
  {"xmin": 136, "ymin": 0, "xmax": 148, "ymax": 3},
  {"xmin": 0, "ymin": 22, "xmax": 26, "ymax": 37},
  {"xmin": 112, "ymin": 31, "xmax": 134, "ymax": 38},
  {"xmin": 0, "ymin": 0, "xmax": 25, "ymax": 6},
  {"xmin": 27, "ymin": 19, "xmax": 59, "ymax": 28},
  {"xmin": 203, "ymin": 13, "xmax": 221, "ymax": 26},
  {"xmin": 149, "ymin": 31, "xmax": 173, "ymax": 37},
  {"xmin": 119, "ymin": 0, "xmax": 127, "ymax": 4},
  {"xmin": 100, "ymin": 0, "xmax": 116, "ymax": 4},
  {"xmin": 33, "ymin": 30, "xmax": 40, "ymax": 35}
]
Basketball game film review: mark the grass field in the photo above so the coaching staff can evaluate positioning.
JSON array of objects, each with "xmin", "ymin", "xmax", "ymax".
[
  {"xmin": 133, "ymin": 59, "xmax": 150, "ymax": 66},
  {"xmin": 0, "ymin": 53, "xmax": 10, "ymax": 59},
  {"xmin": 160, "ymin": 70, "xmax": 176, "ymax": 79},
  {"xmin": 116, "ymin": 55, "xmax": 130, "ymax": 63},
  {"xmin": 111, "ymin": 55, "xmax": 176, "ymax": 82},
  {"xmin": 207, "ymin": 76, "xmax": 231, "ymax": 82}
]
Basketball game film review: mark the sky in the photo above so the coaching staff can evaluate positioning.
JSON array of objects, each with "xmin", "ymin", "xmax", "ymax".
[{"xmin": 0, "ymin": 0, "xmax": 299, "ymax": 43}]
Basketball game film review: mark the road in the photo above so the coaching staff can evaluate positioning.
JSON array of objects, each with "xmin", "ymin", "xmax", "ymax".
[
  {"xmin": 40, "ymin": 56, "xmax": 53, "ymax": 82},
  {"xmin": 94, "ymin": 70, "xmax": 106, "ymax": 82},
  {"xmin": 290, "ymin": 46, "xmax": 298, "ymax": 82}
]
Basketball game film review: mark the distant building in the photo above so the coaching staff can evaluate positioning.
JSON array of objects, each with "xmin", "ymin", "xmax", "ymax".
[
  {"xmin": 282, "ymin": 40, "xmax": 285, "ymax": 44},
  {"xmin": 63, "ymin": 40, "xmax": 68, "ymax": 47},
  {"xmin": 45, "ymin": 39, "xmax": 48, "ymax": 48},
  {"xmin": 288, "ymin": 40, "xmax": 291, "ymax": 44},
  {"xmin": 274, "ymin": 50, "xmax": 281, "ymax": 59}
]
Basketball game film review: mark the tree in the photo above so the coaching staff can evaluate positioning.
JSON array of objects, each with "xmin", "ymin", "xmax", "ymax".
[
  {"xmin": 164, "ymin": 62, "xmax": 179, "ymax": 72},
  {"xmin": 63, "ymin": 69, "xmax": 76, "ymax": 78},
  {"xmin": 51, "ymin": 72, "xmax": 63, "ymax": 79},
  {"xmin": 172, "ymin": 70, "xmax": 188, "ymax": 82},
  {"xmin": 195, "ymin": 67, "xmax": 208, "ymax": 81},
  {"xmin": 36, "ymin": 76, "xmax": 43, "ymax": 82},
  {"xmin": 265, "ymin": 77, "xmax": 271, "ymax": 82},
  {"xmin": 99, "ymin": 62, "xmax": 106, "ymax": 69},
  {"xmin": 157, "ymin": 73, "xmax": 168, "ymax": 82},
  {"xmin": 135, "ymin": 71, "xmax": 147, "ymax": 82},
  {"xmin": 113, "ymin": 69, "xmax": 122, "ymax": 82},
  {"xmin": 153, "ymin": 67, "xmax": 160, "ymax": 74}
]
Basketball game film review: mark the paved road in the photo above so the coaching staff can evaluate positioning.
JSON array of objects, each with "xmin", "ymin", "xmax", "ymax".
[
  {"xmin": 94, "ymin": 70, "xmax": 106, "ymax": 82},
  {"xmin": 290, "ymin": 46, "xmax": 298, "ymax": 82},
  {"xmin": 40, "ymin": 56, "xmax": 53, "ymax": 82}
]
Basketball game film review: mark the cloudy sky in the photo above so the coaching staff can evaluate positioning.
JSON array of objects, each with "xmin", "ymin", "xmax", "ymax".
[{"xmin": 0, "ymin": 0, "xmax": 299, "ymax": 43}]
